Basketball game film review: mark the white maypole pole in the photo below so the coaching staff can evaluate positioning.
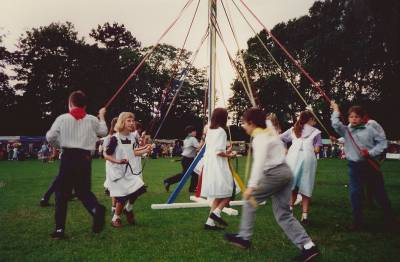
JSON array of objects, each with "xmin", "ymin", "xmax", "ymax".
[{"xmin": 208, "ymin": 0, "xmax": 217, "ymax": 120}]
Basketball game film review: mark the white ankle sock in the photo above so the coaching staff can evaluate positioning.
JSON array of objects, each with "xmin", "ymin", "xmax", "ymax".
[
  {"xmin": 213, "ymin": 208, "xmax": 222, "ymax": 217},
  {"xmin": 304, "ymin": 241, "xmax": 315, "ymax": 250},
  {"xmin": 206, "ymin": 218, "xmax": 215, "ymax": 226},
  {"xmin": 112, "ymin": 214, "xmax": 120, "ymax": 222},
  {"xmin": 302, "ymin": 212, "xmax": 308, "ymax": 220},
  {"xmin": 125, "ymin": 202, "xmax": 133, "ymax": 212}
]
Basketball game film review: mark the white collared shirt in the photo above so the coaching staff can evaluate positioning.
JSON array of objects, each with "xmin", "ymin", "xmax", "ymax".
[
  {"xmin": 248, "ymin": 130, "xmax": 286, "ymax": 188},
  {"xmin": 46, "ymin": 113, "xmax": 108, "ymax": 151}
]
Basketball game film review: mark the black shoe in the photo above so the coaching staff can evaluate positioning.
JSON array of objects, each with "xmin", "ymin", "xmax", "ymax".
[
  {"xmin": 164, "ymin": 181, "xmax": 170, "ymax": 192},
  {"xmin": 224, "ymin": 233, "xmax": 251, "ymax": 249},
  {"xmin": 68, "ymin": 193, "xmax": 77, "ymax": 201},
  {"xmin": 347, "ymin": 223, "xmax": 364, "ymax": 232},
  {"xmin": 384, "ymin": 215, "xmax": 399, "ymax": 231},
  {"xmin": 204, "ymin": 224, "xmax": 225, "ymax": 231},
  {"xmin": 92, "ymin": 205, "xmax": 106, "ymax": 233},
  {"xmin": 50, "ymin": 229, "xmax": 65, "ymax": 240},
  {"xmin": 40, "ymin": 199, "xmax": 50, "ymax": 207},
  {"xmin": 301, "ymin": 218, "xmax": 309, "ymax": 225},
  {"xmin": 294, "ymin": 246, "xmax": 319, "ymax": 262},
  {"xmin": 210, "ymin": 213, "xmax": 228, "ymax": 226},
  {"xmin": 104, "ymin": 189, "xmax": 110, "ymax": 196}
]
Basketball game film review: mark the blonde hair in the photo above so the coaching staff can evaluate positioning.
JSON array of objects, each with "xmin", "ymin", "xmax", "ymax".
[
  {"xmin": 114, "ymin": 112, "xmax": 135, "ymax": 132},
  {"xmin": 266, "ymin": 113, "xmax": 282, "ymax": 134}
]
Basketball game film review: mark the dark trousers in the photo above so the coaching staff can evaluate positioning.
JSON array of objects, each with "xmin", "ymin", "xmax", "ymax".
[
  {"xmin": 348, "ymin": 161, "xmax": 393, "ymax": 225},
  {"xmin": 164, "ymin": 156, "xmax": 198, "ymax": 192},
  {"xmin": 43, "ymin": 176, "xmax": 57, "ymax": 201},
  {"xmin": 43, "ymin": 175, "xmax": 75, "ymax": 202},
  {"xmin": 55, "ymin": 148, "xmax": 99, "ymax": 230}
]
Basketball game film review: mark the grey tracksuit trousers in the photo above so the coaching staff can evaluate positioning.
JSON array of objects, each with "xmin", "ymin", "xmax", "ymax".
[{"xmin": 238, "ymin": 163, "xmax": 311, "ymax": 249}]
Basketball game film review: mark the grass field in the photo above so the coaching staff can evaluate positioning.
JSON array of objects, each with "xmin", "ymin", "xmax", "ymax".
[{"xmin": 0, "ymin": 158, "xmax": 399, "ymax": 261}]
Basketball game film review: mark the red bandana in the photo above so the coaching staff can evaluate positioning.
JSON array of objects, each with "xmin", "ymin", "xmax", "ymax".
[{"xmin": 69, "ymin": 107, "xmax": 87, "ymax": 120}]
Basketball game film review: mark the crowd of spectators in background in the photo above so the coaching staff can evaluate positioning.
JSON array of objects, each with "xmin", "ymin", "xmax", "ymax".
[{"xmin": 1, "ymin": 138, "xmax": 399, "ymax": 162}]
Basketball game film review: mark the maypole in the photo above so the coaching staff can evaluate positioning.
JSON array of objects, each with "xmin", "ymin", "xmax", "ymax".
[{"xmin": 208, "ymin": 0, "xmax": 217, "ymax": 118}]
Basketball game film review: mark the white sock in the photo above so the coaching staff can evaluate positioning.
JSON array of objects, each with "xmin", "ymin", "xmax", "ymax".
[
  {"xmin": 206, "ymin": 218, "xmax": 215, "ymax": 226},
  {"xmin": 302, "ymin": 212, "xmax": 308, "ymax": 220},
  {"xmin": 304, "ymin": 241, "xmax": 315, "ymax": 250},
  {"xmin": 213, "ymin": 208, "xmax": 222, "ymax": 217},
  {"xmin": 125, "ymin": 202, "xmax": 133, "ymax": 212},
  {"xmin": 112, "ymin": 214, "xmax": 120, "ymax": 222}
]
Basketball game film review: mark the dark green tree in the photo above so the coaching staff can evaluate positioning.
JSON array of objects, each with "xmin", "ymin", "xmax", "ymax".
[{"xmin": 229, "ymin": 0, "xmax": 400, "ymax": 138}]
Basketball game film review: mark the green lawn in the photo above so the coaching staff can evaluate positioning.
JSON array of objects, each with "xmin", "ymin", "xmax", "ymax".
[{"xmin": 0, "ymin": 158, "xmax": 399, "ymax": 261}]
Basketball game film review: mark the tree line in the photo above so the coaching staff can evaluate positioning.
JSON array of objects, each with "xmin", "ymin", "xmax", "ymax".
[
  {"xmin": 0, "ymin": 22, "xmax": 206, "ymax": 138},
  {"xmin": 228, "ymin": 0, "xmax": 400, "ymax": 139},
  {"xmin": 1, "ymin": 0, "xmax": 399, "ymax": 139}
]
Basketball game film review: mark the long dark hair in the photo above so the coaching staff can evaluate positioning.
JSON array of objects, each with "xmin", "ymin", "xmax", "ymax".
[
  {"xmin": 209, "ymin": 108, "xmax": 228, "ymax": 129},
  {"xmin": 293, "ymin": 110, "xmax": 314, "ymax": 138},
  {"xmin": 242, "ymin": 108, "xmax": 266, "ymax": 128}
]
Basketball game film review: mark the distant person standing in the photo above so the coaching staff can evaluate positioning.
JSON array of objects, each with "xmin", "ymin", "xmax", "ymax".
[
  {"xmin": 7, "ymin": 143, "xmax": 12, "ymax": 160},
  {"xmin": 46, "ymin": 90, "xmax": 108, "ymax": 239},
  {"xmin": 12, "ymin": 145, "xmax": 18, "ymax": 160},
  {"xmin": 163, "ymin": 126, "xmax": 200, "ymax": 193}
]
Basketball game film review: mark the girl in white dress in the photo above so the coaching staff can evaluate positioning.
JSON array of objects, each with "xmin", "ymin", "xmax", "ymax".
[
  {"xmin": 104, "ymin": 112, "xmax": 152, "ymax": 227},
  {"xmin": 280, "ymin": 110, "xmax": 322, "ymax": 224},
  {"xmin": 102, "ymin": 117, "xmax": 118, "ymax": 212},
  {"xmin": 201, "ymin": 108, "xmax": 237, "ymax": 230}
]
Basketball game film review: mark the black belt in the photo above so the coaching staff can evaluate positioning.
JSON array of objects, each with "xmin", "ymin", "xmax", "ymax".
[{"xmin": 62, "ymin": 148, "xmax": 90, "ymax": 154}]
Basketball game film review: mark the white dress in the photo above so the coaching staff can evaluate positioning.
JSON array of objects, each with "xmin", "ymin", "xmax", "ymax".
[
  {"xmin": 107, "ymin": 132, "xmax": 145, "ymax": 197},
  {"xmin": 102, "ymin": 135, "xmax": 112, "ymax": 189},
  {"xmin": 131, "ymin": 131, "xmax": 143, "ymax": 180},
  {"xmin": 201, "ymin": 127, "xmax": 234, "ymax": 198},
  {"xmin": 284, "ymin": 127, "xmax": 321, "ymax": 197}
]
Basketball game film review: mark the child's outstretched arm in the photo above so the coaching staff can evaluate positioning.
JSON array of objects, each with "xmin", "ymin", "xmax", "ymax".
[
  {"xmin": 330, "ymin": 101, "xmax": 346, "ymax": 137},
  {"xmin": 134, "ymin": 144, "xmax": 152, "ymax": 156}
]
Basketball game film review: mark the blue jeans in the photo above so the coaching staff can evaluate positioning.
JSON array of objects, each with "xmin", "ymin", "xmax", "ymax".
[{"xmin": 348, "ymin": 161, "xmax": 392, "ymax": 225}]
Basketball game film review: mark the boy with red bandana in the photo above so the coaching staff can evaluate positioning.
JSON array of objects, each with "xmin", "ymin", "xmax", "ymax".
[{"xmin": 46, "ymin": 90, "xmax": 108, "ymax": 239}]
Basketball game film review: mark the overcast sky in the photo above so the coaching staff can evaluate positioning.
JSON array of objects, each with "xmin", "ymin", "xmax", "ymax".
[{"xmin": 0, "ymin": 0, "xmax": 316, "ymax": 106}]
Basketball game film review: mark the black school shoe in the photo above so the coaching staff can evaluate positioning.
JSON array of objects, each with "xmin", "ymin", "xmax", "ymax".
[
  {"xmin": 92, "ymin": 205, "xmax": 106, "ymax": 233},
  {"xmin": 301, "ymin": 218, "xmax": 309, "ymax": 225},
  {"xmin": 163, "ymin": 181, "xmax": 170, "ymax": 192},
  {"xmin": 293, "ymin": 246, "xmax": 319, "ymax": 262},
  {"xmin": 50, "ymin": 229, "xmax": 65, "ymax": 240},
  {"xmin": 40, "ymin": 198, "xmax": 50, "ymax": 207},
  {"xmin": 204, "ymin": 224, "xmax": 225, "ymax": 231},
  {"xmin": 224, "ymin": 233, "xmax": 251, "ymax": 249},
  {"xmin": 347, "ymin": 223, "xmax": 364, "ymax": 232},
  {"xmin": 209, "ymin": 213, "xmax": 228, "ymax": 226}
]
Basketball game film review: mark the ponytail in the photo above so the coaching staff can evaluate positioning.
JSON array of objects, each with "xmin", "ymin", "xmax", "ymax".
[{"xmin": 293, "ymin": 110, "xmax": 314, "ymax": 138}]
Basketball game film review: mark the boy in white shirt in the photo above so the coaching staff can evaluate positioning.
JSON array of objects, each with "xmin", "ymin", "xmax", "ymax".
[{"xmin": 46, "ymin": 90, "xmax": 108, "ymax": 239}]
